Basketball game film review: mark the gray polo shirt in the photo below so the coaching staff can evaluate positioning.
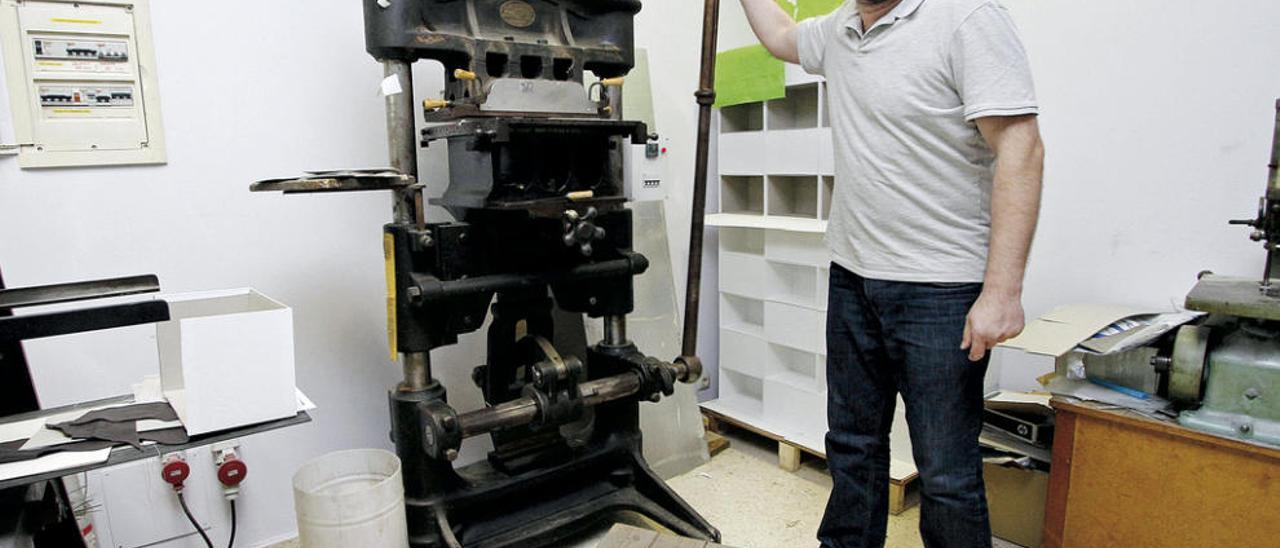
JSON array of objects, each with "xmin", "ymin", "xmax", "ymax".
[{"xmin": 796, "ymin": 0, "xmax": 1037, "ymax": 282}]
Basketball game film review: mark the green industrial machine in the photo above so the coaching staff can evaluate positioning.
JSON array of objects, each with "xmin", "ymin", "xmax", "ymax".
[{"xmin": 1169, "ymin": 100, "xmax": 1280, "ymax": 446}]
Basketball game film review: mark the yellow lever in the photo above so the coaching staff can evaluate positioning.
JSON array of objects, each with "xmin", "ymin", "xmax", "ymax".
[
  {"xmin": 423, "ymin": 99, "xmax": 451, "ymax": 111},
  {"xmin": 453, "ymin": 69, "xmax": 477, "ymax": 81},
  {"xmin": 600, "ymin": 77, "xmax": 625, "ymax": 87}
]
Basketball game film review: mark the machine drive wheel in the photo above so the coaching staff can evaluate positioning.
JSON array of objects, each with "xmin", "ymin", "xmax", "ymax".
[{"xmin": 1169, "ymin": 324, "xmax": 1211, "ymax": 403}]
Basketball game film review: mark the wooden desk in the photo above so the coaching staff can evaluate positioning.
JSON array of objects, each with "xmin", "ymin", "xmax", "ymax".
[{"xmin": 1045, "ymin": 399, "xmax": 1280, "ymax": 548}]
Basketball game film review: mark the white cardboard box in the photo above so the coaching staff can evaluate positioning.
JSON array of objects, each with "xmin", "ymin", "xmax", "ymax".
[{"xmin": 156, "ymin": 288, "xmax": 296, "ymax": 435}]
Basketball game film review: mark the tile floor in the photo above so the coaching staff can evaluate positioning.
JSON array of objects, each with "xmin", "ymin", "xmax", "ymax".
[{"xmin": 269, "ymin": 430, "xmax": 1022, "ymax": 548}]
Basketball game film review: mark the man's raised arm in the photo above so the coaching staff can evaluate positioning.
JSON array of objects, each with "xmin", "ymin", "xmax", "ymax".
[{"xmin": 739, "ymin": 0, "xmax": 800, "ymax": 63}]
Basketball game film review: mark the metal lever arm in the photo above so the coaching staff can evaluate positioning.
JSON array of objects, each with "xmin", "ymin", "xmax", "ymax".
[
  {"xmin": 0, "ymin": 301, "xmax": 170, "ymax": 342},
  {"xmin": 0, "ymin": 275, "xmax": 159, "ymax": 309},
  {"xmin": 679, "ymin": 0, "xmax": 721, "ymax": 362}
]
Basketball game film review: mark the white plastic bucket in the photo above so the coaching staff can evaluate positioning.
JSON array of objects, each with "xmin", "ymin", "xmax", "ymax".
[{"xmin": 293, "ymin": 449, "xmax": 409, "ymax": 548}]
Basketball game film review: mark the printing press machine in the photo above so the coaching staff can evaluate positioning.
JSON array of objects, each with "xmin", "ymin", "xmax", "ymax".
[{"xmin": 251, "ymin": 0, "xmax": 726, "ymax": 545}]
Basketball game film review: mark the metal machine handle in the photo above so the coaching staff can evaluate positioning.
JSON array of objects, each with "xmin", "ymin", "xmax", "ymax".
[{"xmin": 680, "ymin": 0, "xmax": 722, "ymax": 360}]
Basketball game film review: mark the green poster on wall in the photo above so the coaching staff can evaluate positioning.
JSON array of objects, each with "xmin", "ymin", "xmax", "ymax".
[
  {"xmin": 796, "ymin": 0, "xmax": 843, "ymax": 21},
  {"xmin": 714, "ymin": 44, "xmax": 784, "ymax": 108}
]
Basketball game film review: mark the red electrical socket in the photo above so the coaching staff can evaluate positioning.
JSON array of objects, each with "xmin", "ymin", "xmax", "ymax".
[
  {"xmin": 160, "ymin": 453, "xmax": 190, "ymax": 491},
  {"xmin": 213, "ymin": 443, "xmax": 247, "ymax": 500}
]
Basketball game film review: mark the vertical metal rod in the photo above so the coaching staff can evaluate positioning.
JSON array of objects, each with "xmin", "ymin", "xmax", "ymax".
[
  {"xmin": 402, "ymin": 351, "xmax": 431, "ymax": 392},
  {"xmin": 1268, "ymin": 98, "xmax": 1280, "ymax": 197},
  {"xmin": 1263, "ymin": 99, "xmax": 1280, "ymax": 290},
  {"xmin": 383, "ymin": 59, "xmax": 419, "ymax": 225},
  {"xmin": 681, "ymin": 0, "xmax": 721, "ymax": 358},
  {"xmin": 605, "ymin": 85, "xmax": 623, "ymax": 120},
  {"xmin": 383, "ymin": 59, "xmax": 432, "ymax": 389},
  {"xmin": 604, "ymin": 315, "xmax": 627, "ymax": 346}
]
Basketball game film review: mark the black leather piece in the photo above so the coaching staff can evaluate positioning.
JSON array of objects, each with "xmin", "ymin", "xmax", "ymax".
[{"xmin": 63, "ymin": 402, "xmax": 178, "ymax": 426}]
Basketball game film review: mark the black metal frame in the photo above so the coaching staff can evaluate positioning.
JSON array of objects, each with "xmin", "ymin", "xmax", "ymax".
[
  {"xmin": 250, "ymin": 1, "xmax": 725, "ymax": 545},
  {"xmin": 0, "ymin": 268, "xmax": 40, "ymax": 418},
  {"xmin": 0, "ymin": 271, "xmax": 170, "ymax": 548}
]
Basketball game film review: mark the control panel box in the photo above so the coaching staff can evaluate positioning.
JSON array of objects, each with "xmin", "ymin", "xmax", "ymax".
[
  {"xmin": 624, "ymin": 139, "xmax": 669, "ymax": 202},
  {"xmin": 1, "ymin": 0, "xmax": 165, "ymax": 168}
]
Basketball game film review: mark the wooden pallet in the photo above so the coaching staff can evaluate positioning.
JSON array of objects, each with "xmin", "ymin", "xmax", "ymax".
[{"xmin": 702, "ymin": 407, "xmax": 920, "ymax": 515}]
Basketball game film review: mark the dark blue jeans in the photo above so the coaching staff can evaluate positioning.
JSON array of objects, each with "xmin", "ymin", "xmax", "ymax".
[{"xmin": 819, "ymin": 264, "xmax": 992, "ymax": 548}]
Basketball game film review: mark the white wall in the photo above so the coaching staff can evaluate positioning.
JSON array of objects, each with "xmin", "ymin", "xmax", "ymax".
[
  {"xmin": 708, "ymin": 0, "xmax": 1280, "ymax": 390},
  {"xmin": 993, "ymin": 0, "xmax": 1280, "ymax": 388}
]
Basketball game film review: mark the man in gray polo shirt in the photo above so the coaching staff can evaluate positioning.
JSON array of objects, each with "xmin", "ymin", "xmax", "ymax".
[{"xmin": 736, "ymin": 0, "xmax": 1045, "ymax": 546}]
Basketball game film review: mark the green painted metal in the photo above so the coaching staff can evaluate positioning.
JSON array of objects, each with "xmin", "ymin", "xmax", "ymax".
[
  {"xmin": 1178, "ymin": 321, "xmax": 1280, "ymax": 447},
  {"xmin": 1185, "ymin": 276, "xmax": 1280, "ymax": 321}
]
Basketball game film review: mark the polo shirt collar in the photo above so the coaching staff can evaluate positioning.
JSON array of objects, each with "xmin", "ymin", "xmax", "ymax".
[{"xmin": 844, "ymin": 0, "xmax": 926, "ymax": 35}]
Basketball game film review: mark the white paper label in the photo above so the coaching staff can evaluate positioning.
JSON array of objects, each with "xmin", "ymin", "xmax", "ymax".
[{"xmin": 380, "ymin": 75, "xmax": 403, "ymax": 97}]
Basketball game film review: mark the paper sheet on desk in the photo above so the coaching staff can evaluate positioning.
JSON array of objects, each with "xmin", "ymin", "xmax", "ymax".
[
  {"xmin": 987, "ymin": 390, "xmax": 1051, "ymax": 407},
  {"xmin": 0, "ymin": 417, "xmax": 49, "ymax": 445},
  {"xmin": 1077, "ymin": 311, "xmax": 1205, "ymax": 355},
  {"xmin": 13, "ymin": 387, "xmax": 313, "ymax": 453},
  {"xmin": 1044, "ymin": 375, "xmax": 1173, "ymax": 417},
  {"xmin": 1001, "ymin": 304, "xmax": 1155, "ymax": 356},
  {"xmin": 7, "ymin": 405, "xmax": 120, "ymax": 448},
  {"xmin": 0, "ymin": 447, "xmax": 113, "ymax": 482}
]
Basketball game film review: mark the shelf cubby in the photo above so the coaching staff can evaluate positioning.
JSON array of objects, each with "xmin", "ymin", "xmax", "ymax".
[
  {"xmin": 720, "ymin": 227, "xmax": 765, "ymax": 255},
  {"xmin": 721, "ymin": 175, "xmax": 765, "ymax": 215},
  {"xmin": 767, "ymin": 83, "xmax": 820, "ymax": 130},
  {"xmin": 721, "ymin": 328, "xmax": 768, "ymax": 378},
  {"xmin": 720, "ymin": 369, "xmax": 765, "ymax": 416},
  {"xmin": 720, "ymin": 102, "xmax": 764, "ymax": 133},
  {"xmin": 767, "ymin": 176, "xmax": 819, "ymax": 219},
  {"xmin": 721, "ymin": 292, "xmax": 765, "ymax": 335},
  {"xmin": 764, "ymin": 300, "xmax": 825, "ymax": 355},
  {"xmin": 719, "ymin": 252, "xmax": 767, "ymax": 300},
  {"xmin": 767, "ymin": 261, "xmax": 818, "ymax": 308},
  {"xmin": 769, "ymin": 343, "xmax": 820, "ymax": 387},
  {"xmin": 762, "ymin": 373, "xmax": 826, "ymax": 439}
]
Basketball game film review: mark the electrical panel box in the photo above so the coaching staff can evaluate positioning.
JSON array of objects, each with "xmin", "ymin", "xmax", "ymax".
[
  {"xmin": 0, "ymin": 0, "xmax": 165, "ymax": 168},
  {"xmin": 624, "ymin": 139, "xmax": 669, "ymax": 202}
]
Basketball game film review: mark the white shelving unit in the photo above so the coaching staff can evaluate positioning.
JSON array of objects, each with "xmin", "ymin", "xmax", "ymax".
[{"xmin": 703, "ymin": 65, "xmax": 917, "ymax": 481}]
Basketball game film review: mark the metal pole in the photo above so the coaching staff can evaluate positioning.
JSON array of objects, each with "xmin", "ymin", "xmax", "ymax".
[
  {"xmin": 1268, "ymin": 99, "xmax": 1280, "ymax": 198},
  {"xmin": 402, "ymin": 351, "xmax": 431, "ymax": 392},
  {"xmin": 605, "ymin": 84, "xmax": 623, "ymax": 120},
  {"xmin": 382, "ymin": 59, "xmax": 432, "ymax": 389},
  {"xmin": 680, "ymin": 0, "xmax": 721, "ymax": 358},
  {"xmin": 604, "ymin": 315, "xmax": 627, "ymax": 346},
  {"xmin": 1263, "ymin": 99, "xmax": 1280, "ymax": 290},
  {"xmin": 383, "ymin": 59, "xmax": 419, "ymax": 225}
]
